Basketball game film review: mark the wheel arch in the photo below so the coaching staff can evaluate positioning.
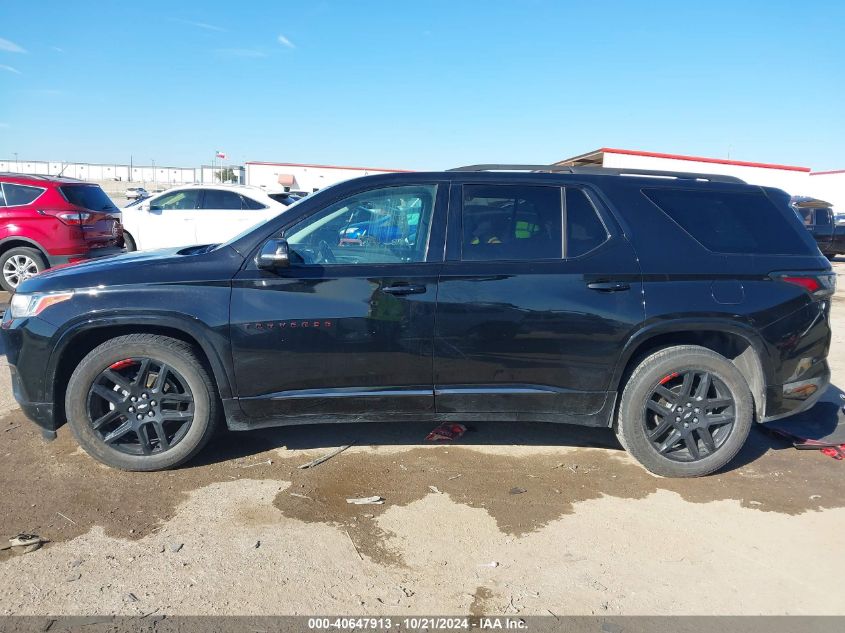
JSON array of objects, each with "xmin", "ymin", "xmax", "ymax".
[
  {"xmin": 0, "ymin": 237, "xmax": 49, "ymax": 260},
  {"xmin": 48, "ymin": 316, "xmax": 235, "ymax": 428},
  {"xmin": 612, "ymin": 320, "xmax": 769, "ymax": 422}
]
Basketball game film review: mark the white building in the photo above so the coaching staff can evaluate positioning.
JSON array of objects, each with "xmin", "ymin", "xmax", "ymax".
[
  {"xmin": 0, "ymin": 159, "xmax": 243, "ymax": 186},
  {"xmin": 244, "ymin": 161, "xmax": 407, "ymax": 193},
  {"xmin": 556, "ymin": 147, "xmax": 814, "ymax": 193}
]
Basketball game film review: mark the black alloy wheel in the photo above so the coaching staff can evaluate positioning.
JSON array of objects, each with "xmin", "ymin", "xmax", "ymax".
[
  {"xmin": 87, "ymin": 357, "xmax": 195, "ymax": 456},
  {"xmin": 642, "ymin": 369, "xmax": 736, "ymax": 462}
]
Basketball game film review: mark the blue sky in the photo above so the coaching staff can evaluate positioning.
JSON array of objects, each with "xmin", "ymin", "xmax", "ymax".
[{"xmin": 0, "ymin": 0, "xmax": 843, "ymax": 170}]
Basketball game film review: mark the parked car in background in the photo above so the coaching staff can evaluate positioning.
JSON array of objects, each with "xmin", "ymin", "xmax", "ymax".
[
  {"xmin": 266, "ymin": 192, "xmax": 302, "ymax": 206},
  {"xmin": 791, "ymin": 196, "xmax": 843, "ymax": 260},
  {"xmin": 0, "ymin": 173, "xmax": 124, "ymax": 292},
  {"xmin": 1, "ymin": 166, "xmax": 832, "ymax": 478},
  {"xmin": 120, "ymin": 184, "xmax": 295, "ymax": 251},
  {"xmin": 124, "ymin": 187, "xmax": 149, "ymax": 200}
]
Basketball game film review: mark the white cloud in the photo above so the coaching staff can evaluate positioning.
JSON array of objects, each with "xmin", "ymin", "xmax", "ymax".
[
  {"xmin": 0, "ymin": 64, "xmax": 22, "ymax": 74},
  {"xmin": 0, "ymin": 37, "xmax": 26, "ymax": 53},
  {"xmin": 277, "ymin": 34, "xmax": 295, "ymax": 49},
  {"xmin": 215, "ymin": 48, "xmax": 268, "ymax": 58},
  {"xmin": 51, "ymin": 46, "xmax": 64, "ymax": 53},
  {"xmin": 174, "ymin": 19, "xmax": 226, "ymax": 32}
]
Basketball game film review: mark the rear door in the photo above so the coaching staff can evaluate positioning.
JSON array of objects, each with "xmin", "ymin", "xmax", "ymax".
[
  {"xmin": 195, "ymin": 189, "xmax": 274, "ymax": 245},
  {"xmin": 58, "ymin": 185, "xmax": 122, "ymax": 248},
  {"xmin": 434, "ymin": 182, "xmax": 644, "ymax": 422}
]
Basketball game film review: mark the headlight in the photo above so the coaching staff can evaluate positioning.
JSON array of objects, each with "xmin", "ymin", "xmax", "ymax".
[{"xmin": 9, "ymin": 292, "xmax": 74, "ymax": 318}]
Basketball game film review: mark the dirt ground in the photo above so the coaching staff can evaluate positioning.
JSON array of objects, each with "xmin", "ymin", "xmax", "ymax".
[{"xmin": 0, "ymin": 267, "xmax": 844, "ymax": 617}]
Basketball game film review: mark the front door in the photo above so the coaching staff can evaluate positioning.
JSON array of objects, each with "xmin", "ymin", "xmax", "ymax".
[
  {"xmin": 434, "ymin": 182, "xmax": 644, "ymax": 423},
  {"xmin": 139, "ymin": 188, "xmax": 201, "ymax": 249},
  {"xmin": 231, "ymin": 182, "xmax": 447, "ymax": 423}
]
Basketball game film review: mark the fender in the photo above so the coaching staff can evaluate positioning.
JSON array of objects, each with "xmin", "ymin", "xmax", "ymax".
[
  {"xmin": 0, "ymin": 234, "xmax": 49, "ymax": 255},
  {"xmin": 46, "ymin": 312, "xmax": 236, "ymax": 401},
  {"xmin": 610, "ymin": 317, "xmax": 773, "ymax": 394}
]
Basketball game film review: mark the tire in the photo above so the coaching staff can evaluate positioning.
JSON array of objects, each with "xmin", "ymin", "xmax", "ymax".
[
  {"xmin": 123, "ymin": 231, "xmax": 137, "ymax": 252},
  {"xmin": 615, "ymin": 345, "xmax": 753, "ymax": 478},
  {"xmin": 0, "ymin": 246, "xmax": 47, "ymax": 293},
  {"xmin": 65, "ymin": 334, "xmax": 219, "ymax": 471}
]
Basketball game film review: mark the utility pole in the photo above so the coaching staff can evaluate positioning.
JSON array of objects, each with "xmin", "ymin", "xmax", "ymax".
[
  {"xmin": 13, "ymin": 152, "xmax": 18, "ymax": 172},
  {"xmin": 152, "ymin": 159, "xmax": 156, "ymax": 187}
]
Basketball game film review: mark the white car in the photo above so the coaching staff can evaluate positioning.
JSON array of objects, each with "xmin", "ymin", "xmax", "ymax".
[
  {"xmin": 124, "ymin": 187, "xmax": 149, "ymax": 200},
  {"xmin": 121, "ymin": 184, "xmax": 294, "ymax": 251}
]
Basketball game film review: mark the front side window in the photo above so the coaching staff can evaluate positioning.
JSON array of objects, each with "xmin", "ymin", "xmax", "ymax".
[
  {"xmin": 202, "ymin": 189, "xmax": 245, "ymax": 210},
  {"xmin": 2, "ymin": 183, "xmax": 45, "ymax": 206},
  {"xmin": 150, "ymin": 189, "xmax": 201, "ymax": 211},
  {"xmin": 284, "ymin": 185, "xmax": 437, "ymax": 265},
  {"xmin": 462, "ymin": 185, "xmax": 562, "ymax": 261}
]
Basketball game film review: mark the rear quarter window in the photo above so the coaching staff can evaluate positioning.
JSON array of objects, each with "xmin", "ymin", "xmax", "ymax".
[{"xmin": 642, "ymin": 188, "xmax": 814, "ymax": 255}]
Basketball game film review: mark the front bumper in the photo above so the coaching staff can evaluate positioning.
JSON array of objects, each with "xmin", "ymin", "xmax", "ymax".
[
  {"xmin": 762, "ymin": 359, "xmax": 830, "ymax": 422},
  {"xmin": 8, "ymin": 363, "xmax": 57, "ymax": 439}
]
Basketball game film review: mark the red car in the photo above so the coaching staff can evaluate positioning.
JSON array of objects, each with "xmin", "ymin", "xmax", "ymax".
[{"xmin": 0, "ymin": 173, "xmax": 124, "ymax": 292}]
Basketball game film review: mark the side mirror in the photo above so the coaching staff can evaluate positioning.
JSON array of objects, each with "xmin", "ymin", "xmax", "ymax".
[
  {"xmin": 147, "ymin": 204, "xmax": 161, "ymax": 212},
  {"xmin": 256, "ymin": 238, "xmax": 290, "ymax": 270}
]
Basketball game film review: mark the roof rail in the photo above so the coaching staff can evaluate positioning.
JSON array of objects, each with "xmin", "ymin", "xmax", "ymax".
[
  {"xmin": 448, "ymin": 164, "xmax": 746, "ymax": 184},
  {"xmin": 0, "ymin": 172, "xmax": 84, "ymax": 182}
]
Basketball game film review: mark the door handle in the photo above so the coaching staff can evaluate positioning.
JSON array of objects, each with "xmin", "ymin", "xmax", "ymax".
[
  {"xmin": 382, "ymin": 284, "xmax": 427, "ymax": 296},
  {"xmin": 587, "ymin": 281, "xmax": 631, "ymax": 292}
]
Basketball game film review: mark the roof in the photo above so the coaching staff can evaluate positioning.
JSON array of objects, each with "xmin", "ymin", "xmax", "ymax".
[
  {"xmin": 244, "ymin": 160, "xmax": 410, "ymax": 173},
  {"xmin": 0, "ymin": 172, "xmax": 86, "ymax": 184},
  {"xmin": 810, "ymin": 170, "xmax": 845, "ymax": 176},
  {"xmin": 556, "ymin": 147, "xmax": 812, "ymax": 173}
]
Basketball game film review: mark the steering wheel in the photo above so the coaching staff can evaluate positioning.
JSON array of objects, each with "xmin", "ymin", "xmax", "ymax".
[{"xmin": 316, "ymin": 239, "xmax": 337, "ymax": 264}]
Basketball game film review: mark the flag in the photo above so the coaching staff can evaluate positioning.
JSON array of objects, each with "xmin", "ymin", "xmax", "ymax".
[{"xmin": 215, "ymin": 150, "xmax": 227, "ymax": 159}]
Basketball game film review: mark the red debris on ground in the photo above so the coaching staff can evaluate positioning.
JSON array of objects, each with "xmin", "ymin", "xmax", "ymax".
[{"xmin": 425, "ymin": 423, "xmax": 467, "ymax": 442}]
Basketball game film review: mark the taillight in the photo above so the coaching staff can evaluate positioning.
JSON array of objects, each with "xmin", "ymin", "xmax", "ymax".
[
  {"xmin": 772, "ymin": 272, "xmax": 836, "ymax": 298},
  {"xmin": 56, "ymin": 211, "xmax": 92, "ymax": 226},
  {"xmin": 37, "ymin": 209, "xmax": 92, "ymax": 225}
]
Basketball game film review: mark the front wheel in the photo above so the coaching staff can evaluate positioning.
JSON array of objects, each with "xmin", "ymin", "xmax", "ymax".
[
  {"xmin": 616, "ymin": 345, "xmax": 753, "ymax": 477},
  {"xmin": 65, "ymin": 334, "xmax": 219, "ymax": 471}
]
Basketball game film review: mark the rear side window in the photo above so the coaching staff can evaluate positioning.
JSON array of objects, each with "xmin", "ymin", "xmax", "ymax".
[
  {"xmin": 566, "ymin": 189, "xmax": 608, "ymax": 257},
  {"xmin": 2, "ymin": 183, "xmax": 45, "ymax": 206},
  {"xmin": 462, "ymin": 184, "xmax": 562, "ymax": 261},
  {"xmin": 0, "ymin": 185, "xmax": 5, "ymax": 207},
  {"xmin": 643, "ymin": 188, "xmax": 813, "ymax": 255},
  {"xmin": 60, "ymin": 185, "xmax": 117, "ymax": 211},
  {"xmin": 202, "ymin": 189, "xmax": 244, "ymax": 210},
  {"xmin": 241, "ymin": 195, "xmax": 267, "ymax": 210}
]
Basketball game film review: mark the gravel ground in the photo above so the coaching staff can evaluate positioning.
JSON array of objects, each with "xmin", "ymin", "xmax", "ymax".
[{"xmin": 0, "ymin": 266, "xmax": 843, "ymax": 616}]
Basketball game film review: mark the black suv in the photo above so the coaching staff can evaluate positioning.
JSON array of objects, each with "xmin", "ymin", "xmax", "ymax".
[{"xmin": 1, "ymin": 166, "xmax": 833, "ymax": 477}]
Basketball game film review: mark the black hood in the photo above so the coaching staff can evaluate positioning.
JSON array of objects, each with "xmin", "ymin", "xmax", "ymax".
[{"xmin": 18, "ymin": 245, "xmax": 245, "ymax": 293}]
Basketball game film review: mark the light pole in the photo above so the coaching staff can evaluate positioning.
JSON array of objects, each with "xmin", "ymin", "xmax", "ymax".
[
  {"xmin": 13, "ymin": 152, "xmax": 18, "ymax": 172},
  {"xmin": 151, "ymin": 159, "xmax": 156, "ymax": 187}
]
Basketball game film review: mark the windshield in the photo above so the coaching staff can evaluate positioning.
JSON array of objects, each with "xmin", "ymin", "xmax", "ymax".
[{"xmin": 60, "ymin": 185, "xmax": 119, "ymax": 211}]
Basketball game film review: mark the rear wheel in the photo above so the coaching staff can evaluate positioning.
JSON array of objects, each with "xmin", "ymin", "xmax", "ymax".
[
  {"xmin": 0, "ymin": 246, "xmax": 47, "ymax": 292},
  {"xmin": 616, "ymin": 345, "xmax": 753, "ymax": 477},
  {"xmin": 123, "ymin": 231, "xmax": 137, "ymax": 252},
  {"xmin": 65, "ymin": 334, "xmax": 218, "ymax": 471}
]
